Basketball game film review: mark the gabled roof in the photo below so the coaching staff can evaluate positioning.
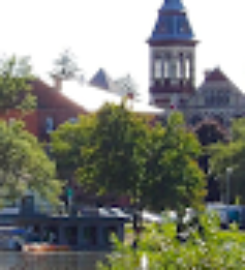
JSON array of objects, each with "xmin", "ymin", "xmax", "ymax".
[
  {"xmin": 195, "ymin": 67, "xmax": 243, "ymax": 96},
  {"xmin": 204, "ymin": 68, "xmax": 230, "ymax": 82},
  {"xmin": 31, "ymin": 79, "xmax": 87, "ymax": 113},
  {"xmin": 148, "ymin": 0, "xmax": 195, "ymax": 44},
  {"xmin": 89, "ymin": 68, "xmax": 117, "ymax": 91},
  {"xmin": 62, "ymin": 81, "xmax": 165, "ymax": 115}
]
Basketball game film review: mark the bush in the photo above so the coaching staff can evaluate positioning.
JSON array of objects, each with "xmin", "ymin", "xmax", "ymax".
[{"xmin": 98, "ymin": 213, "xmax": 245, "ymax": 269}]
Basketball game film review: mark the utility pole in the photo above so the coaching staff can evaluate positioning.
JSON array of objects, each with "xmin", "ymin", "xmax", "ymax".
[{"xmin": 226, "ymin": 167, "xmax": 233, "ymax": 205}]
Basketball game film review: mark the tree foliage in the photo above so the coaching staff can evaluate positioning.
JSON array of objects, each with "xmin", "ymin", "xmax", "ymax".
[
  {"xmin": 209, "ymin": 118, "xmax": 245, "ymax": 203},
  {"xmin": 51, "ymin": 106, "xmax": 205, "ymax": 211},
  {"xmin": 98, "ymin": 214, "xmax": 245, "ymax": 270},
  {"xmin": 0, "ymin": 120, "xmax": 62, "ymax": 205},
  {"xmin": 143, "ymin": 113, "xmax": 206, "ymax": 212},
  {"xmin": 76, "ymin": 102, "xmax": 149, "ymax": 201},
  {"xmin": 51, "ymin": 113, "xmax": 96, "ymax": 180},
  {"xmin": 0, "ymin": 56, "xmax": 36, "ymax": 113}
]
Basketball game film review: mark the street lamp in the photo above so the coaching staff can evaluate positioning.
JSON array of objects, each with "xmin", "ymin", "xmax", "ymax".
[{"xmin": 226, "ymin": 167, "xmax": 233, "ymax": 205}]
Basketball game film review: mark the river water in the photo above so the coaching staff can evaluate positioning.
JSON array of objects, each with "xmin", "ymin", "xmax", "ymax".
[{"xmin": 0, "ymin": 252, "xmax": 107, "ymax": 270}]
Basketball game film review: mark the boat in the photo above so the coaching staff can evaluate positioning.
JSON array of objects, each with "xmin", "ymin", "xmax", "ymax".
[
  {"xmin": 0, "ymin": 226, "xmax": 25, "ymax": 250},
  {"xmin": 22, "ymin": 242, "xmax": 70, "ymax": 252}
]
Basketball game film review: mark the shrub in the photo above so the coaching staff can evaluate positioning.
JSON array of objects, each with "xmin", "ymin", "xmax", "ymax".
[{"xmin": 98, "ymin": 213, "xmax": 245, "ymax": 269}]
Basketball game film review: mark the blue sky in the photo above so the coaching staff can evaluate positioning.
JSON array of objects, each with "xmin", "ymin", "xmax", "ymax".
[{"xmin": 1, "ymin": 0, "xmax": 245, "ymax": 102}]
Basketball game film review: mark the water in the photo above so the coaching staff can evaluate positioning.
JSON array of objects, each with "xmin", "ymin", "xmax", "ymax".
[{"xmin": 0, "ymin": 252, "xmax": 107, "ymax": 270}]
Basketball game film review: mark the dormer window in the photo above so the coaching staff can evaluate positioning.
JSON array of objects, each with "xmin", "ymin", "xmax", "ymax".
[
  {"xmin": 159, "ymin": 23, "xmax": 166, "ymax": 33},
  {"xmin": 180, "ymin": 23, "xmax": 189, "ymax": 33}
]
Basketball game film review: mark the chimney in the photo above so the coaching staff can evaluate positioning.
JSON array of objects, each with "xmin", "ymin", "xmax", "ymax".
[{"xmin": 52, "ymin": 75, "xmax": 63, "ymax": 91}]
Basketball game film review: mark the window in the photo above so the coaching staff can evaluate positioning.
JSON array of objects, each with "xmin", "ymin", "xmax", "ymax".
[
  {"xmin": 46, "ymin": 117, "xmax": 54, "ymax": 133},
  {"xmin": 164, "ymin": 60, "xmax": 169, "ymax": 78},
  {"xmin": 154, "ymin": 58, "xmax": 162, "ymax": 79},
  {"xmin": 176, "ymin": 59, "xmax": 181, "ymax": 79},
  {"xmin": 185, "ymin": 58, "xmax": 190, "ymax": 79},
  {"xmin": 8, "ymin": 118, "xmax": 16, "ymax": 125},
  {"xmin": 169, "ymin": 58, "xmax": 177, "ymax": 79},
  {"xmin": 205, "ymin": 90, "xmax": 230, "ymax": 107},
  {"xmin": 69, "ymin": 117, "xmax": 77, "ymax": 123}
]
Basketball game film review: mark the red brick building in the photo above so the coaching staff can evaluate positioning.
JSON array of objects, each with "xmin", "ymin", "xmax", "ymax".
[{"xmin": 0, "ymin": 78, "xmax": 87, "ymax": 141}]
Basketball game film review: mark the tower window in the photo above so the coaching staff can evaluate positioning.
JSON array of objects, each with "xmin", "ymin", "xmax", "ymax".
[
  {"xmin": 164, "ymin": 60, "xmax": 169, "ymax": 79},
  {"xmin": 176, "ymin": 59, "xmax": 181, "ymax": 79},
  {"xmin": 169, "ymin": 57, "xmax": 178, "ymax": 80},
  {"xmin": 185, "ymin": 58, "xmax": 190, "ymax": 79},
  {"xmin": 154, "ymin": 58, "xmax": 162, "ymax": 80}
]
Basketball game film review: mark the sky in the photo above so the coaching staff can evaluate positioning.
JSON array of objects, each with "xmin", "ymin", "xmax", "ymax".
[{"xmin": 0, "ymin": 0, "xmax": 245, "ymax": 103}]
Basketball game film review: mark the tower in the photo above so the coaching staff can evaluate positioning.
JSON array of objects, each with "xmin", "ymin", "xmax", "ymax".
[{"xmin": 148, "ymin": 0, "xmax": 197, "ymax": 110}]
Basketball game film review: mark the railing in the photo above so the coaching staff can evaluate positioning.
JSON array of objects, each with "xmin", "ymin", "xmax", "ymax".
[{"xmin": 0, "ymin": 252, "xmax": 106, "ymax": 270}]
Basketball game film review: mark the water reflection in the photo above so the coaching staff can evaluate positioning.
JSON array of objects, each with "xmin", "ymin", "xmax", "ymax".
[{"xmin": 0, "ymin": 252, "xmax": 107, "ymax": 270}]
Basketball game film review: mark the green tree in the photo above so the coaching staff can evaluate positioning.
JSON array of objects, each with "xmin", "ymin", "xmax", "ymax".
[
  {"xmin": 75, "ymin": 102, "xmax": 150, "ymax": 204},
  {"xmin": 209, "ymin": 118, "xmax": 245, "ymax": 203},
  {"xmin": 0, "ymin": 120, "xmax": 62, "ymax": 205},
  {"xmin": 0, "ymin": 56, "xmax": 36, "ymax": 113},
  {"xmin": 51, "ymin": 113, "xmax": 96, "ymax": 180},
  {"xmin": 51, "ymin": 105, "xmax": 205, "ymax": 213},
  {"xmin": 143, "ymin": 112, "xmax": 206, "ymax": 213},
  {"xmin": 51, "ymin": 102, "xmax": 150, "ymax": 205}
]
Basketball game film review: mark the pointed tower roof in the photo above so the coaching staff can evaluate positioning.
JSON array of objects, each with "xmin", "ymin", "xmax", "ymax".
[
  {"xmin": 89, "ymin": 68, "xmax": 117, "ymax": 91},
  {"xmin": 148, "ymin": 0, "xmax": 196, "ymax": 45},
  {"xmin": 161, "ymin": 0, "xmax": 184, "ymax": 11}
]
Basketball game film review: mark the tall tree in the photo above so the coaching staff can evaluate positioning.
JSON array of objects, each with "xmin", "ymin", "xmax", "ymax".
[
  {"xmin": 76, "ymin": 102, "xmax": 149, "ymax": 203},
  {"xmin": 143, "ymin": 112, "xmax": 206, "ymax": 212},
  {"xmin": 0, "ymin": 56, "xmax": 36, "ymax": 113},
  {"xmin": 51, "ymin": 105, "xmax": 205, "ymax": 212},
  {"xmin": 0, "ymin": 121, "xmax": 62, "ymax": 206}
]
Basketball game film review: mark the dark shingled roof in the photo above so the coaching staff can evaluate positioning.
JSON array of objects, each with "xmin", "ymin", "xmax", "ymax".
[
  {"xmin": 148, "ymin": 0, "xmax": 195, "ymax": 44},
  {"xmin": 204, "ymin": 68, "xmax": 230, "ymax": 82},
  {"xmin": 89, "ymin": 68, "xmax": 116, "ymax": 91}
]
